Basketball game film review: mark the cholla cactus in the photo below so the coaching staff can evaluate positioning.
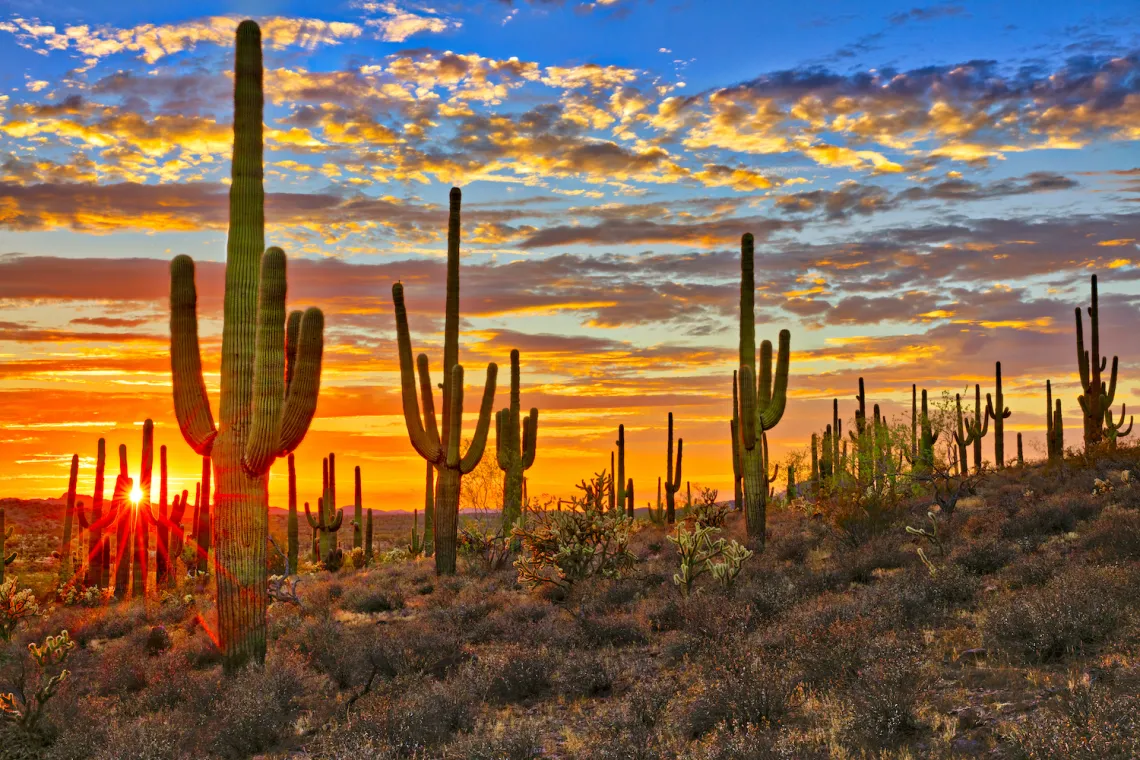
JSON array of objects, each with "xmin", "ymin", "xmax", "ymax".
[
  {"xmin": 0, "ymin": 630, "xmax": 74, "ymax": 733},
  {"xmin": 1093, "ymin": 478, "xmax": 1114, "ymax": 496},
  {"xmin": 512, "ymin": 497, "xmax": 635, "ymax": 590},
  {"xmin": 668, "ymin": 523, "xmax": 752, "ymax": 597},
  {"xmin": 0, "ymin": 578, "xmax": 40, "ymax": 641}
]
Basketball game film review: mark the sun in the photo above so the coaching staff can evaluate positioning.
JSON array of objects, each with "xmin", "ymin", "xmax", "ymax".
[{"xmin": 130, "ymin": 484, "xmax": 142, "ymax": 506}]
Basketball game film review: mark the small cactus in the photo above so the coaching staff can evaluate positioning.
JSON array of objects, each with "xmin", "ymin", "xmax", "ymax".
[{"xmin": 985, "ymin": 362, "xmax": 1012, "ymax": 469}]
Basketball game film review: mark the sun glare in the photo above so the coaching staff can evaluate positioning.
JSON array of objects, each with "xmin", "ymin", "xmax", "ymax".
[{"xmin": 130, "ymin": 484, "xmax": 142, "ymax": 506}]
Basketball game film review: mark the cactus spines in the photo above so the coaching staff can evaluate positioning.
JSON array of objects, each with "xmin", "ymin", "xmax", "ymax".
[
  {"xmin": 496, "ymin": 349, "xmax": 538, "ymax": 533},
  {"xmin": 168, "ymin": 20, "xmax": 324, "ymax": 670},
  {"xmin": 1075, "ymin": 274, "xmax": 1124, "ymax": 450},
  {"xmin": 736, "ymin": 234, "xmax": 791, "ymax": 546},
  {"xmin": 392, "ymin": 187, "xmax": 498, "ymax": 576},
  {"xmin": 423, "ymin": 460, "xmax": 434, "ymax": 558},
  {"xmin": 353, "ymin": 466, "xmax": 363, "ymax": 549},
  {"xmin": 59, "ymin": 454, "xmax": 79, "ymax": 582},
  {"xmin": 664, "ymin": 413, "xmax": 683, "ymax": 525},
  {"xmin": 1105, "ymin": 404, "xmax": 1133, "ymax": 449},
  {"xmin": 1, "ymin": 510, "xmax": 16, "ymax": 584},
  {"xmin": 77, "ymin": 438, "xmax": 109, "ymax": 586},
  {"xmin": 984, "ymin": 362, "xmax": 1012, "ymax": 469},
  {"xmin": 287, "ymin": 454, "xmax": 298, "ymax": 575}
]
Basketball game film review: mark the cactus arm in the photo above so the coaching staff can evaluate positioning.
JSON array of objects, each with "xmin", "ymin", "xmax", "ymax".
[
  {"xmin": 285, "ymin": 309, "xmax": 301, "ymax": 390},
  {"xmin": 277, "ymin": 307, "xmax": 324, "ymax": 455},
  {"xmin": 169, "ymin": 255, "xmax": 218, "ymax": 456},
  {"xmin": 415, "ymin": 353, "xmax": 441, "ymax": 452},
  {"xmin": 759, "ymin": 330, "xmax": 791, "ymax": 430},
  {"xmin": 244, "ymin": 248, "xmax": 287, "ymax": 475},
  {"xmin": 496, "ymin": 409, "xmax": 509, "ymax": 470},
  {"xmin": 1103, "ymin": 355, "xmax": 1119, "ymax": 407},
  {"xmin": 304, "ymin": 501, "xmax": 320, "ymax": 530},
  {"xmin": 757, "ymin": 340, "xmax": 772, "ymax": 411},
  {"xmin": 522, "ymin": 409, "xmax": 538, "ymax": 470},
  {"xmin": 1075, "ymin": 307, "xmax": 1090, "ymax": 390},
  {"xmin": 459, "ymin": 363, "xmax": 499, "ymax": 475},
  {"xmin": 1107, "ymin": 404, "xmax": 1133, "ymax": 437},
  {"xmin": 392, "ymin": 281, "xmax": 443, "ymax": 463},
  {"xmin": 327, "ymin": 509, "xmax": 343, "ymax": 532}
]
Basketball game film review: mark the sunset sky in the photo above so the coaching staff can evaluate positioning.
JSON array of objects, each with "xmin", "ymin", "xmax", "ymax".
[{"xmin": 0, "ymin": 0, "xmax": 1137, "ymax": 510}]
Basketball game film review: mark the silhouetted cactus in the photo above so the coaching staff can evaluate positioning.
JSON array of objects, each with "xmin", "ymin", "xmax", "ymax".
[
  {"xmin": 422, "ymin": 460, "xmax": 434, "ymax": 557},
  {"xmin": 1105, "ymin": 404, "xmax": 1133, "ymax": 449},
  {"xmin": 132, "ymin": 419, "xmax": 154, "ymax": 599},
  {"xmin": 821, "ymin": 425, "xmax": 833, "ymax": 482},
  {"xmin": 112, "ymin": 444, "xmax": 132, "ymax": 597},
  {"xmin": 168, "ymin": 21, "xmax": 324, "ymax": 670},
  {"xmin": 910, "ymin": 384, "xmax": 917, "ymax": 464},
  {"xmin": 191, "ymin": 456, "xmax": 211, "ymax": 577},
  {"xmin": 1017, "ymin": 433, "xmax": 1024, "ymax": 466},
  {"xmin": 76, "ymin": 439, "xmax": 110, "ymax": 586},
  {"xmin": 786, "ymin": 464, "xmax": 796, "ymax": 501},
  {"xmin": 1, "ymin": 510, "xmax": 16, "ymax": 584},
  {"xmin": 736, "ymin": 233, "xmax": 791, "ymax": 545},
  {"xmin": 365, "ymin": 508, "xmax": 374, "ymax": 562},
  {"xmin": 907, "ymin": 390, "xmax": 939, "ymax": 472},
  {"xmin": 306, "ymin": 457, "xmax": 343, "ymax": 564},
  {"xmin": 392, "ymin": 187, "xmax": 498, "ymax": 575},
  {"xmin": 1075, "ymin": 274, "xmax": 1124, "ymax": 450},
  {"xmin": 142, "ymin": 445, "xmax": 189, "ymax": 589},
  {"xmin": 496, "ymin": 349, "xmax": 538, "ymax": 533},
  {"xmin": 353, "ymin": 466, "xmax": 363, "ymax": 550},
  {"xmin": 59, "ymin": 454, "xmax": 78, "ymax": 581},
  {"xmin": 986, "ymin": 362, "xmax": 1012, "ymax": 469},
  {"xmin": 731, "ymin": 371, "xmax": 743, "ymax": 511},
  {"xmin": 615, "ymin": 424, "xmax": 627, "ymax": 516},
  {"xmin": 164, "ymin": 490, "xmax": 188, "ymax": 586},
  {"xmin": 664, "ymin": 413, "xmax": 683, "ymax": 525},
  {"xmin": 409, "ymin": 509, "xmax": 423, "ymax": 556},
  {"xmin": 810, "ymin": 432, "xmax": 819, "ymax": 496},
  {"xmin": 953, "ymin": 392, "xmax": 987, "ymax": 476}
]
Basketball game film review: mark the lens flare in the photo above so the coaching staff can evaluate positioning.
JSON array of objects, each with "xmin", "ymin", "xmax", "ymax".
[{"xmin": 130, "ymin": 485, "xmax": 142, "ymax": 505}]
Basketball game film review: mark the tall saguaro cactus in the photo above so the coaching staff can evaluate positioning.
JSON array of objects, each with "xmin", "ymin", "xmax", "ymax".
[
  {"xmin": 615, "ymin": 424, "xmax": 627, "ymax": 515},
  {"xmin": 112, "ymin": 444, "xmax": 132, "ymax": 597},
  {"xmin": 731, "ymin": 372, "xmax": 743, "ymax": 511},
  {"xmin": 168, "ymin": 21, "xmax": 325, "ymax": 670},
  {"xmin": 965, "ymin": 384, "xmax": 989, "ymax": 473},
  {"xmin": 132, "ymin": 419, "xmax": 154, "ymax": 599},
  {"xmin": 986, "ymin": 362, "xmax": 1012, "ymax": 470},
  {"xmin": 1075, "ymin": 274, "xmax": 1124, "ymax": 451},
  {"xmin": 77, "ymin": 439, "xmax": 108, "ymax": 586},
  {"xmin": 353, "ymin": 466, "xmax": 363, "ymax": 550},
  {"xmin": 664, "ymin": 413, "xmax": 683, "ymax": 524},
  {"xmin": 59, "ymin": 454, "xmax": 78, "ymax": 581},
  {"xmin": 392, "ymin": 187, "xmax": 498, "ymax": 575},
  {"xmin": 735, "ymin": 233, "xmax": 791, "ymax": 545},
  {"xmin": 496, "ymin": 349, "xmax": 538, "ymax": 533}
]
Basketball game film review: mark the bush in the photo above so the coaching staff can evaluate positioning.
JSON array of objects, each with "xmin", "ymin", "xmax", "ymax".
[
  {"xmin": 1081, "ymin": 507, "xmax": 1140, "ymax": 561},
  {"xmin": 951, "ymin": 539, "xmax": 1017, "ymax": 575},
  {"xmin": 844, "ymin": 641, "xmax": 922, "ymax": 746},
  {"xmin": 207, "ymin": 655, "xmax": 309, "ymax": 759},
  {"xmin": 340, "ymin": 585, "xmax": 405, "ymax": 614},
  {"xmin": 682, "ymin": 649, "xmax": 800, "ymax": 738},
  {"xmin": 1001, "ymin": 677, "xmax": 1140, "ymax": 759},
  {"xmin": 985, "ymin": 565, "xmax": 1132, "ymax": 662},
  {"xmin": 470, "ymin": 647, "xmax": 554, "ymax": 704}
]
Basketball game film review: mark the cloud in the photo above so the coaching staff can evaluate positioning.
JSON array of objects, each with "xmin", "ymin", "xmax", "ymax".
[{"xmin": 360, "ymin": 2, "xmax": 461, "ymax": 42}]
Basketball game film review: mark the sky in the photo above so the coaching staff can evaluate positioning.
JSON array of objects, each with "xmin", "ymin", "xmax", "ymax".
[{"xmin": 0, "ymin": 0, "xmax": 1137, "ymax": 509}]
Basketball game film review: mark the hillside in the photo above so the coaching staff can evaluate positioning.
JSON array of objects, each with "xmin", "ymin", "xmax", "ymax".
[{"xmin": 2, "ymin": 447, "xmax": 1138, "ymax": 759}]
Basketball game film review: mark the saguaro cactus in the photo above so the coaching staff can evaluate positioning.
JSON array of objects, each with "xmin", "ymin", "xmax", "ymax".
[
  {"xmin": 1075, "ymin": 274, "xmax": 1124, "ymax": 450},
  {"xmin": 910, "ymin": 384, "xmax": 918, "ymax": 464},
  {"xmin": 76, "ymin": 439, "xmax": 109, "ymax": 586},
  {"xmin": 1, "ymin": 510, "xmax": 16, "ymax": 584},
  {"xmin": 1105, "ymin": 405, "xmax": 1133, "ymax": 449},
  {"xmin": 496, "ymin": 349, "xmax": 538, "ymax": 533},
  {"xmin": 168, "ymin": 21, "xmax": 325, "ymax": 670},
  {"xmin": 392, "ymin": 187, "xmax": 498, "ymax": 576},
  {"xmin": 192, "ymin": 456, "xmax": 212, "ymax": 576},
  {"xmin": 1017, "ymin": 433, "xmax": 1024, "ymax": 466},
  {"xmin": 165, "ymin": 491, "xmax": 189, "ymax": 586},
  {"xmin": 59, "ymin": 454, "xmax": 79, "ymax": 581},
  {"xmin": 664, "ymin": 413, "xmax": 683, "ymax": 525},
  {"xmin": 287, "ymin": 454, "xmax": 298, "ymax": 574},
  {"xmin": 112, "ymin": 444, "xmax": 132, "ymax": 597},
  {"xmin": 353, "ymin": 466, "xmax": 363, "ymax": 550},
  {"xmin": 615, "ymin": 424, "xmax": 627, "ymax": 515},
  {"xmin": 365, "ymin": 508, "xmax": 374, "ymax": 562},
  {"xmin": 810, "ymin": 432, "xmax": 819, "ymax": 495},
  {"xmin": 735, "ymin": 233, "xmax": 791, "ymax": 546},
  {"xmin": 154, "ymin": 446, "xmax": 170, "ymax": 587},
  {"xmin": 986, "ymin": 362, "xmax": 1012, "ymax": 470},
  {"xmin": 908, "ymin": 390, "xmax": 939, "ymax": 472},
  {"xmin": 964, "ymin": 384, "xmax": 989, "ymax": 473},
  {"xmin": 132, "ymin": 419, "xmax": 154, "ymax": 599},
  {"xmin": 306, "ymin": 457, "xmax": 343, "ymax": 562},
  {"xmin": 731, "ymin": 371, "xmax": 743, "ymax": 511}
]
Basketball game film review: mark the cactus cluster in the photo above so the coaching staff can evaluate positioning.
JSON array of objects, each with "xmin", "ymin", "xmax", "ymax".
[
  {"xmin": 306, "ymin": 455, "xmax": 344, "ymax": 569},
  {"xmin": 734, "ymin": 233, "xmax": 791, "ymax": 545}
]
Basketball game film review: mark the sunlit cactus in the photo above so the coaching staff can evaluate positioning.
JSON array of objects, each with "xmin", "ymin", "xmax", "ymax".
[
  {"xmin": 984, "ymin": 362, "xmax": 1012, "ymax": 469},
  {"xmin": 496, "ymin": 349, "xmax": 538, "ymax": 533},
  {"xmin": 190, "ymin": 456, "xmax": 212, "ymax": 577},
  {"xmin": 392, "ymin": 187, "xmax": 498, "ymax": 576},
  {"xmin": 141, "ymin": 444, "xmax": 189, "ymax": 588},
  {"xmin": 59, "ymin": 454, "xmax": 78, "ymax": 581},
  {"xmin": 1, "ymin": 510, "xmax": 16, "ymax": 584},
  {"xmin": 786, "ymin": 464, "xmax": 796, "ymax": 501},
  {"xmin": 167, "ymin": 20, "xmax": 324, "ymax": 670},
  {"xmin": 735, "ymin": 233, "xmax": 791, "ymax": 546},
  {"xmin": 164, "ymin": 489, "xmax": 189, "ymax": 586},
  {"xmin": 306, "ymin": 456, "xmax": 343, "ymax": 564},
  {"xmin": 1075, "ymin": 274, "xmax": 1125, "ymax": 450},
  {"xmin": 663, "ymin": 413, "xmax": 683, "ymax": 525}
]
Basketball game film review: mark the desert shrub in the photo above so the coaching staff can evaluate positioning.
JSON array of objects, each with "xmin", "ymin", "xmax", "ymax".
[
  {"xmin": 93, "ymin": 640, "xmax": 148, "ymax": 696},
  {"xmin": 951, "ymin": 538, "xmax": 1017, "ymax": 575},
  {"xmin": 468, "ymin": 647, "xmax": 554, "ymax": 704},
  {"xmin": 688, "ymin": 723, "xmax": 829, "ymax": 760},
  {"xmin": 824, "ymin": 483, "xmax": 907, "ymax": 547},
  {"xmin": 182, "ymin": 630, "xmax": 223, "ymax": 669},
  {"xmin": 843, "ymin": 640, "xmax": 923, "ymax": 746},
  {"xmin": 355, "ymin": 678, "xmax": 477, "ymax": 753},
  {"xmin": 679, "ymin": 594, "xmax": 756, "ymax": 642},
  {"xmin": 445, "ymin": 722, "xmax": 545, "ymax": 760},
  {"xmin": 1081, "ymin": 506, "xmax": 1140, "ymax": 561},
  {"xmin": 833, "ymin": 534, "xmax": 908, "ymax": 584},
  {"xmin": 577, "ymin": 612, "xmax": 648, "ymax": 648},
  {"xmin": 1003, "ymin": 551, "xmax": 1062, "ymax": 589},
  {"xmin": 89, "ymin": 711, "xmax": 187, "ymax": 760},
  {"xmin": 985, "ymin": 565, "xmax": 1132, "ymax": 662},
  {"xmin": 1002, "ymin": 492, "xmax": 1100, "ymax": 546},
  {"xmin": 555, "ymin": 650, "xmax": 621, "ymax": 699},
  {"xmin": 340, "ymin": 585, "xmax": 404, "ymax": 614},
  {"xmin": 207, "ymin": 654, "xmax": 309, "ymax": 759},
  {"xmin": 1001, "ymin": 676, "xmax": 1140, "ymax": 759},
  {"xmin": 769, "ymin": 529, "xmax": 811, "ymax": 563},
  {"xmin": 872, "ymin": 564, "xmax": 979, "ymax": 627},
  {"xmin": 512, "ymin": 497, "xmax": 636, "ymax": 590},
  {"xmin": 732, "ymin": 569, "xmax": 800, "ymax": 621},
  {"xmin": 682, "ymin": 648, "xmax": 800, "ymax": 738}
]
